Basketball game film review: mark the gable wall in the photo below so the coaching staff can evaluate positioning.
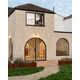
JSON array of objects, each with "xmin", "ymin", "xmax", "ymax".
[{"xmin": 14, "ymin": 10, "xmax": 56, "ymax": 60}]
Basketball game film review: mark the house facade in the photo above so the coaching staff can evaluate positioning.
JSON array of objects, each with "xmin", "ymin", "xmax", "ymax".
[{"xmin": 8, "ymin": 4, "xmax": 72, "ymax": 66}]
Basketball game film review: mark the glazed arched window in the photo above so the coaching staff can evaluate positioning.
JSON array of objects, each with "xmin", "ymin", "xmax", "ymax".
[
  {"xmin": 25, "ymin": 38, "xmax": 46, "ymax": 61},
  {"xmin": 56, "ymin": 38, "xmax": 69, "ymax": 56}
]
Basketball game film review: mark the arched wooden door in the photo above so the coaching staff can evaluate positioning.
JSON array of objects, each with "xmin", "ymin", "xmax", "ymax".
[{"xmin": 25, "ymin": 38, "xmax": 46, "ymax": 61}]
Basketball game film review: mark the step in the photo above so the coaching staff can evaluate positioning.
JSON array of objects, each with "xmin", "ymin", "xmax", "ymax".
[{"xmin": 36, "ymin": 60, "xmax": 58, "ymax": 67}]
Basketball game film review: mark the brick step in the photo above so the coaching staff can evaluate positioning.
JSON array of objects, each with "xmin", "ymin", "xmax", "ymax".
[{"xmin": 36, "ymin": 60, "xmax": 58, "ymax": 67}]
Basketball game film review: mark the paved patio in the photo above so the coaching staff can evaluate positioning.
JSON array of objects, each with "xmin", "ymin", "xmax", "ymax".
[{"xmin": 8, "ymin": 66, "xmax": 59, "ymax": 80}]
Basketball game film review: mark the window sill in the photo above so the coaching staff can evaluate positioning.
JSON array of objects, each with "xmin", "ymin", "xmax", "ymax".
[{"xmin": 26, "ymin": 24, "xmax": 45, "ymax": 27}]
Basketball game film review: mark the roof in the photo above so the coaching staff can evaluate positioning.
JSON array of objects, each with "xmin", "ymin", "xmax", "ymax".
[
  {"xmin": 8, "ymin": 3, "xmax": 54, "ymax": 17},
  {"xmin": 15, "ymin": 3, "xmax": 54, "ymax": 13},
  {"xmin": 64, "ymin": 15, "xmax": 72, "ymax": 20},
  {"xmin": 8, "ymin": 7, "xmax": 15, "ymax": 17},
  {"xmin": 54, "ymin": 31, "xmax": 72, "ymax": 33}
]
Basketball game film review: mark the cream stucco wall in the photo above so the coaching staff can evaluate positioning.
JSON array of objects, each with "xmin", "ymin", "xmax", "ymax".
[
  {"xmin": 54, "ymin": 14, "xmax": 64, "ymax": 31},
  {"xmin": 8, "ymin": 11, "xmax": 16, "ymax": 59},
  {"xmin": 8, "ymin": 10, "xmax": 72, "ymax": 61},
  {"xmin": 54, "ymin": 14, "xmax": 72, "ymax": 32},
  {"xmin": 64, "ymin": 18, "xmax": 72, "ymax": 32}
]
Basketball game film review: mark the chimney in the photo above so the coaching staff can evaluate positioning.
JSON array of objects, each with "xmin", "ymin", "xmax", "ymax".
[{"xmin": 53, "ymin": 7, "xmax": 55, "ymax": 14}]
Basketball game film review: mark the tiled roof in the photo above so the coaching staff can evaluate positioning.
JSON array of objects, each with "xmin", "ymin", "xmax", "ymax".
[
  {"xmin": 15, "ymin": 3, "xmax": 54, "ymax": 13},
  {"xmin": 64, "ymin": 15, "xmax": 72, "ymax": 20},
  {"xmin": 8, "ymin": 7, "xmax": 15, "ymax": 17},
  {"xmin": 8, "ymin": 3, "xmax": 54, "ymax": 17}
]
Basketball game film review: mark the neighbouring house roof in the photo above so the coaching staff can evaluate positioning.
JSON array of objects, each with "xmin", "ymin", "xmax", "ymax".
[
  {"xmin": 8, "ymin": 7, "xmax": 15, "ymax": 17},
  {"xmin": 8, "ymin": 3, "xmax": 55, "ymax": 17},
  {"xmin": 54, "ymin": 31, "xmax": 72, "ymax": 33},
  {"xmin": 64, "ymin": 15, "xmax": 72, "ymax": 20}
]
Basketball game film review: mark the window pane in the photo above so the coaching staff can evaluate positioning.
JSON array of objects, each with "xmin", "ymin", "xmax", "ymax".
[
  {"xmin": 27, "ymin": 13, "xmax": 35, "ymax": 25},
  {"xmin": 36, "ymin": 14, "xmax": 44, "ymax": 25},
  {"xmin": 36, "ymin": 39, "xmax": 46, "ymax": 60},
  {"xmin": 25, "ymin": 39, "xmax": 35, "ymax": 60}
]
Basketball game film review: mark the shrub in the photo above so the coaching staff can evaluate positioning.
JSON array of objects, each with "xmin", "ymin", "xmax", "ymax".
[
  {"xmin": 25, "ymin": 60, "xmax": 35, "ymax": 63},
  {"xmin": 8, "ymin": 59, "xmax": 11, "ymax": 64},
  {"xmin": 60, "ymin": 58, "xmax": 72, "ymax": 61},
  {"xmin": 14, "ymin": 58, "xmax": 25, "ymax": 66}
]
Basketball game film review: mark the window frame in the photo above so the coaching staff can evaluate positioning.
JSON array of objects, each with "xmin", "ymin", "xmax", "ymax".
[{"xmin": 25, "ymin": 12, "xmax": 45, "ymax": 27}]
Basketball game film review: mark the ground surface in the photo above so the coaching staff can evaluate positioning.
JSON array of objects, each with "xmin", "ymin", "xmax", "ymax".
[
  {"xmin": 39, "ymin": 65, "xmax": 72, "ymax": 80},
  {"xmin": 8, "ymin": 66, "xmax": 59, "ymax": 80},
  {"xmin": 8, "ymin": 67, "xmax": 44, "ymax": 76}
]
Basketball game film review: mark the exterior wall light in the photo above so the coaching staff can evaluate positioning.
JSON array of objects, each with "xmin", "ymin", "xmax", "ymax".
[{"xmin": 32, "ymin": 34, "xmax": 40, "ymax": 37}]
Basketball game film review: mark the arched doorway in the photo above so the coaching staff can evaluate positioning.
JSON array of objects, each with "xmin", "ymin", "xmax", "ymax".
[
  {"xmin": 56, "ymin": 38, "xmax": 69, "ymax": 56},
  {"xmin": 25, "ymin": 38, "xmax": 46, "ymax": 61}
]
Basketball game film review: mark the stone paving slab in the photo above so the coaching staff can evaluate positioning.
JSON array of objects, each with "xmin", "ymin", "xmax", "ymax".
[{"xmin": 8, "ymin": 66, "xmax": 59, "ymax": 80}]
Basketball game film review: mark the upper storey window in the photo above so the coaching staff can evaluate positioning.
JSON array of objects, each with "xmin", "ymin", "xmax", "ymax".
[
  {"xmin": 27, "ymin": 13, "xmax": 35, "ymax": 25},
  {"xmin": 26, "ymin": 12, "xmax": 44, "ymax": 26}
]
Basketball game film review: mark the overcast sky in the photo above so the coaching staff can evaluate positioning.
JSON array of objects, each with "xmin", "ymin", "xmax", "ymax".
[{"xmin": 8, "ymin": 0, "xmax": 72, "ymax": 17}]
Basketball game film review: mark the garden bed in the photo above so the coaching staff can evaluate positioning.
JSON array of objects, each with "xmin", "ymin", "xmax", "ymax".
[
  {"xmin": 58, "ymin": 61, "xmax": 72, "ymax": 65},
  {"xmin": 8, "ymin": 59, "xmax": 37, "ymax": 69},
  {"xmin": 8, "ymin": 63, "xmax": 15, "ymax": 69},
  {"xmin": 58, "ymin": 58, "xmax": 72, "ymax": 66},
  {"xmin": 8, "ymin": 62, "xmax": 37, "ymax": 69}
]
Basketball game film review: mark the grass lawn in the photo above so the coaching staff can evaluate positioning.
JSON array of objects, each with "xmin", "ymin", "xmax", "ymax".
[
  {"xmin": 39, "ymin": 65, "xmax": 72, "ymax": 80},
  {"xmin": 8, "ymin": 67, "xmax": 44, "ymax": 77}
]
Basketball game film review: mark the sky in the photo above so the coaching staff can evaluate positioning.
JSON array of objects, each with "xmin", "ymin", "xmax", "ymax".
[{"xmin": 8, "ymin": 0, "xmax": 72, "ymax": 17}]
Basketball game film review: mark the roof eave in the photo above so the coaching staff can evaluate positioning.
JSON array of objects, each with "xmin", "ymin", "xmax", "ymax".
[{"xmin": 15, "ymin": 7, "xmax": 54, "ymax": 14}]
